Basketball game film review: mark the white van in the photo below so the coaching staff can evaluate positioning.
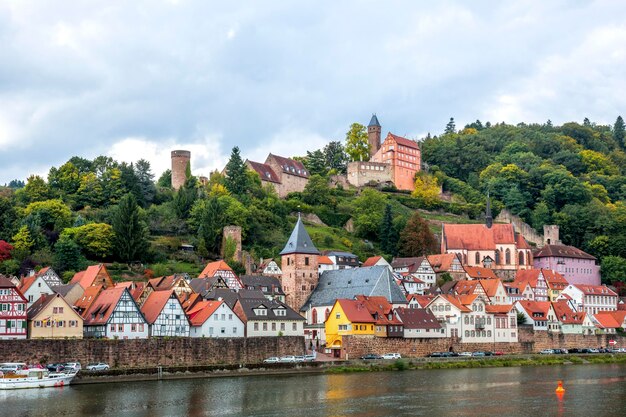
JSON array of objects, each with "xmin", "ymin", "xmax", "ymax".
[{"xmin": 382, "ymin": 353, "xmax": 402, "ymax": 360}]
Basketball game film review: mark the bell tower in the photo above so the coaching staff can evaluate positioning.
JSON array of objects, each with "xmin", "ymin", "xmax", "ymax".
[
  {"xmin": 368, "ymin": 114, "xmax": 381, "ymax": 158},
  {"xmin": 280, "ymin": 214, "xmax": 320, "ymax": 311}
]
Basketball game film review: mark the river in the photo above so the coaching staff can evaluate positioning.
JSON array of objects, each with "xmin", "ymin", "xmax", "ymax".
[{"xmin": 1, "ymin": 364, "xmax": 625, "ymax": 417}]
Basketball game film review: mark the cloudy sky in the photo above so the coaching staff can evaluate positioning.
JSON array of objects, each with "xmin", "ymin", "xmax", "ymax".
[{"xmin": 1, "ymin": 0, "xmax": 625, "ymax": 184}]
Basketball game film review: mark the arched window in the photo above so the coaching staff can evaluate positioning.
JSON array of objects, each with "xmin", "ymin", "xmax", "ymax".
[
  {"xmin": 464, "ymin": 316, "xmax": 469, "ymax": 324},
  {"xmin": 471, "ymin": 330, "xmax": 475, "ymax": 337},
  {"xmin": 505, "ymin": 249, "xmax": 511, "ymax": 265},
  {"xmin": 312, "ymin": 309, "xmax": 318, "ymax": 324},
  {"xmin": 475, "ymin": 252, "xmax": 480, "ymax": 265},
  {"xmin": 495, "ymin": 249, "xmax": 501, "ymax": 265},
  {"xmin": 518, "ymin": 251, "xmax": 525, "ymax": 266},
  {"xmin": 487, "ymin": 330, "xmax": 492, "ymax": 337},
  {"xmin": 527, "ymin": 251, "xmax": 532, "ymax": 265}
]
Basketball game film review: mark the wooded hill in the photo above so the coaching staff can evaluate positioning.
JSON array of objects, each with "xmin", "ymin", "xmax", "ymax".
[{"xmin": 1, "ymin": 117, "xmax": 625, "ymax": 287}]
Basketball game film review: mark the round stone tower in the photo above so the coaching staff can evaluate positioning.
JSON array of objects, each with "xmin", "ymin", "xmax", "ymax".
[{"xmin": 171, "ymin": 150, "xmax": 191, "ymax": 190}]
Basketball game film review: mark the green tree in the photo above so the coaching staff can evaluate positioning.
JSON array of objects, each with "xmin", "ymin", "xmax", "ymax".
[
  {"xmin": 379, "ymin": 204, "xmax": 393, "ymax": 254},
  {"xmin": 135, "ymin": 159, "xmax": 156, "ymax": 207},
  {"xmin": 111, "ymin": 193, "xmax": 149, "ymax": 263},
  {"xmin": 614, "ymin": 116, "xmax": 625, "ymax": 148},
  {"xmin": 157, "ymin": 169, "xmax": 172, "ymax": 188},
  {"xmin": 48, "ymin": 161, "xmax": 80, "ymax": 196},
  {"xmin": 224, "ymin": 147, "xmax": 249, "ymax": 195},
  {"xmin": 11, "ymin": 226, "xmax": 34, "ymax": 260},
  {"xmin": 445, "ymin": 117, "xmax": 456, "ymax": 134},
  {"xmin": 345, "ymin": 123, "xmax": 370, "ymax": 162},
  {"xmin": 23, "ymin": 199, "xmax": 73, "ymax": 232},
  {"xmin": 53, "ymin": 234, "xmax": 86, "ymax": 274},
  {"xmin": 0, "ymin": 196, "xmax": 18, "ymax": 241},
  {"xmin": 76, "ymin": 172, "xmax": 105, "ymax": 208},
  {"xmin": 531, "ymin": 202, "xmax": 551, "ymax": 232},
  {"xmin": 304, "ymin": 150, "xmax": 327, "ymax": 176},
  {"xmin": 195, "ymin": 196, "xmax": 226, "ymax": 254},
  {"xmin": 349, "ymin": 189, "xmax": 388, "ymax": 238},
  {"xmin": 600, "ymin": 255, "xmax": 626, "ymax": 284},
  {"xmin": 19, "ymin": 175, "xmax": 50, "ymax": 203},
  {"xmin": 397, "ymin": 212, "xmax": 438, "ymax": 257},
  {"xmin": 173, "ymin": 176, "xmax": 198, "ymax": 219},
  {"xmin": 62, "ymin": 223, "xmax": 115, "ymax": 259},
  {"xmin": 302, "ymin": 175, "xmax": 331, "ymax": 206},
  {"xmin": 323, "ymin": 141, "xmax": 348, "ymax": 173}
]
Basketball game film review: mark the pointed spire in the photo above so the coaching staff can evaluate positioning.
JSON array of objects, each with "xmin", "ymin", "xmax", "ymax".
[
  {"xmin": 368, "ymin": 114, "xmax": 381, "ymax": 127},
  {"xmin": 280, "ymin": 215, "xmax": 320, "ymax": 255},
  {"xmin": 485, "ymin": 192, "xmax": 493, "ymax": 228}
]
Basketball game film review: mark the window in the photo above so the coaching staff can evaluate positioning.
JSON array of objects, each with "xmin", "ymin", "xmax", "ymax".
[
  {"xmin": 221, "ymin": 327, "xmax": 225, "ymax": 334},
  {"xmin": 519, "ymin": 251, "xmax": 525, "ymax": 266},
  {"xmin": 312, "ymin": 309, "xmax": 318, "ymax": 324},
  {"xmin": 118, "ymin": 324, "xmax": 124, "ymax": 332},
  {"xmin": 505, "ymin": 249, "xmax": 511, "ymax": 265},
  {"xmin": 475, "ymin": 252, "xmax": 480, "ymax": 264},
  {"xmin": 110, "ymin": 324, "xmax": 115, "ymax": 332},
  {"xmin": 254, "ymin": 323, "xmax": 259, "ymax": 331},
  {"xmin": 131, "ymin": 324, "xmax": 136, "ymax": 332},
  {"xmin": 272, "ymin": 323, "xmax": 276, "ymax": 331},
  {"xmin": 305, "ymin": 257, "xmax": 309, "ymax": 266},
  {"xmin": 263, "ymin": 323, "xmax": 268, "ymax": 331},
  {"xmin": 160, "ymin": 325, "xmax": 165, "ymax": 333},
  {"xmin": 281, "ymin": 323, "xmax": 285, "ymax": 331},
  {"xmin": 336, "ymin": 313, "xmax": 340, "ymax": 319},
  {"xmin": 233, "ymin": 327, "xmax": 237, "ymax": 334},
  {"xmin": 292, "ymin": 323, "xmax": 297, "ymax": 331},
  {"xmin": 209, "ymin": 327, "xmax": 214, "ymax": 334}
]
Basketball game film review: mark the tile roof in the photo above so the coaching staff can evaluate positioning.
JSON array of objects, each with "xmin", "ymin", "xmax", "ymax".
[
  {"xmin": 573, "ymin": 284, "xmax": 617, "ymax": 296},
  {"xmin": 187, "ymin": 300, "xmax": 224, "ymax": 326},
  {"xmin": 516, "ymin": 300, "xmax": 552, "ymax": 321},
  {"xmin": 267, "ymin": 154, "xmax": 309, "ymax": 178},
  {"xmin": 485, "ymin": 304, "xmax": 514, "ymax": 314},
  {"xmin": 427, "ymin": 254, "xmax": 460, "ymax": 272},
  {"xmin": 141, "ymin": 290, "xmax": 181, "ymax": 324},
  {"xmin": 478, "ymin": 279, "xmax": 503, "ymax": 298},
  {"xmin": 406, "ymin": 294, "xmax": 434, "ymax": 307},
  {"xmin": 318, "ymin": 256, "xmax": 334, "ymax": 265},
  {"xmin": 434, "ymin": 294, "xmax": 472, "ymax": 312},
  {"xmin": 551, "ymin": 301, "xmax": 585, "ymax": 324},
  {"xmin": 390, "ymin": 257, "xmax": 424, "ymax": 273},
  {"xmin": 246, "ymin": 160, "xmax": 281, "ymax": 183},
  {"xmin": 83, "ymin": 287, "xmax": 128, "ymax": 326},
  {"xmin": 515, "ymin": 269, "xmax": 544, "ymax": 287},
  {"xmin": 363, "ymin": 256, "xmax": 384, "ymax": 267},
  {"xmin": 70, "ymin": 264, "xmax": 111, "ymax": 290},
  {"xmin": 516, "ymin": 233, "xmax": 531, "ymax": 249},
  {"xmin": 26, "ymin": 293, "xmax": 59, "ymax": 319},
  {"xmin": 301, "ymin": 266, "xmax": 407, "ymax": 310},
  {"xmin": 453, "ymin": 280, "xmax": 480, "ymax": 296},
  {"xmin": 74, "ymin": 285, "xmax": 104, "ymax": 316},
  {"xmin": 355, "ymin": 295, "xmax": 402, "ymax": 325},
  {"xmin": 443, "ymin": 223, "xmax": 519, "ymax": 250},
  {"xmin": 592, "ymin": 311, "xmax": 626, "ymax": 329},
  {"xmin": 181, "ymin": 293, "xmax": 203, "ymax": 312},
  {"xmin": 464, "ymin": 266, "xmax": 498, "ymax": 279},
  {"xmin": 19, "ymin": 276, "xmax": 37, "ymax": 293},
  {"xmin": 387, "ymin": 133, "xmax": 420, "ymax": 150},
  {"xmin": 279, "ymin": 214, "xmax": 320, "ymax": 255},
  {"xmin": 0, "ymin": 276, "xmax": 18, "ymax": 288},
  {"xmin": 395, "ymin": 307, "xmax": 441, "ymax": 329},
  {"xmin": 336, "ymin": 299, "xmax": 376, "ymax": 323},
  {"xmin": 52, "ymin": 283, "xmax": 81, "ymax": 298},
  {"xmin": 199, "ymin": 260, "xmax": 236, "ymax": 278},
  {"xmin": 533, "ymin": 244, "xmax": 596, "ymax": 260}
]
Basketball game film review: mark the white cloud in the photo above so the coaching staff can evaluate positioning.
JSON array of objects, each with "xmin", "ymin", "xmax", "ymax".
[{"xmin": 247, "ymin": 128, "xmax": 329, "ymax": 163}]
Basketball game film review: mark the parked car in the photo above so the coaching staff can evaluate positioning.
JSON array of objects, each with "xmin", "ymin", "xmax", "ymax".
[
  {"xmin": 554, "ymin": 349, "xmax": 568, "ymax": 354},
  {"xmin": 0, "ymin": 363, "xmax": 26, "ymax": 373},
  {"xmin": 263, "ymin": 357, "xmax": 279, "ymax": 363},
  {"xmin": 382, "ymin": 353, "xmax": 402, "ymax": 360},
  {"xmin": 63, "ymin": 362, "xmax": 81, "ymax": 372},
  {"xmin": 539, "ymin": 349, "xmax": 554, "ymax": 354},
  {"xmin": 86, "ymin": 363, "xmax": 109, "ymax": 371},
  {"xmin": 360, "ymin": 353, "xmax": 383, "ymax": 360},
  {"xmin": 428, "ymin": 352, "xmax": 445, "ymax": 357},
  {"xmin": 588, "ymin": 348, "xmax": 600, "ymax": 353},
  {"xmin": 471, "ymin": 351, "xmax": 486, "ymax": 357},
  {"xmin": 483, "ymin": 351, "xmax": 494, "ymax": 356},
  {"xmin": 569, "ymin": 348, "xmax": 581, "ymax": 353},
  {"xmin": 294, "ymin": 356, "xmax": 305, "ymax": 362},
  {"xmin": 279, "ymin": 356, "xmax": 296, "ymax": 363},
  {"xmin": 303, "ymin": 354, "xmax": 316, "ymax": 362},
  {"xmin": 494, "ymin": 351, "xmax": 505, "ymax": 356},
  {"xmin": 46, "ymin": 363, "xmax": 65, "ymax": 372},
  {"xmin": 458, "ymin": 352, "xmax": 472, "ymax": 357}
]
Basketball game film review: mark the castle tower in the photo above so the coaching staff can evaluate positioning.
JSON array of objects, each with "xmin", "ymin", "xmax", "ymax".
[
  {"xmin": 543, "ymin": 225, "xmax": 561, "ymax": 246},
  {"xmin": 280, "ymin": 214, "xmax": 320, "ymax": 311},
  {"xmin": 221, "ymin": 225, "xmax": 242, "ymax": 262},
  {"xmin": 171, "ymin": 150, "xmax": 191, "ymax": 190},
  {"xmin": 367, "ymin": 114, "xmax": 381, "ymax": 158}
]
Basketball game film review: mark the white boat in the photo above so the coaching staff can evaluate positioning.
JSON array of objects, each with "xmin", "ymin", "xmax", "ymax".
[{"xmin": 0, "ymin": 368, "xmax": 77, "ymax": 390}]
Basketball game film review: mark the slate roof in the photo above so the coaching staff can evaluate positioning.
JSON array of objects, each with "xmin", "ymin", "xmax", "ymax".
[
  {"xmin": 300, "ymin": 266, "xmax": 407, "ymax": 310},
  {"xmin": 235, "ymin": 297, "xmax": 305, "ymax": 322},
  {"xmin": 53, "ymin": 283, "xmax": 81, "ymax": 298},
  {"xmin": 240, "ymin": 275, "xmax": 285, "ymax": 296},
  {"xmin": 368, "ymin": 114, "xmax": 381, "ymax": 127},
  {"xmin": 533, "ymin": 244, "xmax": 596, "ymax": 260},
  {"xmin": 246, "ymin": 160, "xmax": 281, "ymax": 183},
  {"xmin": 390, "ymin": 257, "xmax": 424, "ymax": 273},
  {"xmin": 395, "ymin": 307, "xmax": 441, "ymax": 329},
  {"xmin": 279, "ymin": 214, "xmax": 320, "ymax": 255}
]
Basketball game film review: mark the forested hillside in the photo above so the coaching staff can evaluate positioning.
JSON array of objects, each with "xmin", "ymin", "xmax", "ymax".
[{"xmin": 1, "ymin": 117, "xmax": 625, "ymax": 287}]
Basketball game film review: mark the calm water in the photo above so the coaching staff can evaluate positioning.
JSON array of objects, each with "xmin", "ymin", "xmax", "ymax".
[{"xmin": 1, "ymin": 364, "xmax": 625, "ymax": 417}]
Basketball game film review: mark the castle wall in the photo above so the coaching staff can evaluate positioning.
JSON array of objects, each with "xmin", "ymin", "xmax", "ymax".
[
  {"xmin": 347, "ymin": 161, "xmax": 392, "ymax": 187},
  {"xmin": 221, "ymin": 226, "xmax": 242, "ymax": 262},
  {"xmin": 496, "ymin": 209, "xmax": 544, "ymax": 247}
]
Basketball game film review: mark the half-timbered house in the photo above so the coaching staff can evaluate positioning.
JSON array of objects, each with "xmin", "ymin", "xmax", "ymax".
[
  {"xmin": 0, "ymin": 276, "xmax": 28, "ymax": 339},
  {"xmin": 141, "ymin": 290, "xmax": 190, "ymax": 337},
  {"xmin": 198, "ymin": 260, "xmax": 243, "ymax": 290},
  {"xmin": 83, "ymin": 287, "xmax": 148, "ymax": 339}
]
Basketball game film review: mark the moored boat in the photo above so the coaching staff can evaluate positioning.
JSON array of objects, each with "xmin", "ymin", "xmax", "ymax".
[{"xmin": 0, "ymin": 368, "xmax": 76, "ymax": 390}]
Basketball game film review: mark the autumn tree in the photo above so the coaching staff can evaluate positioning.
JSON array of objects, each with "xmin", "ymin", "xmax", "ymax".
[
  {"xmin": 0, "ymin": 240, "xmax": 13, "ymax": 261},
  {"xmin": 412, "ymin": 173, "xmax": 441, "ymax": 204},
  {"xmin": 111, "ymin": 193, "xmax": 149, "ymax": 263},
  {"xmin": 397, "ymin": 212, "xmax": 438, "ymax": 257},
  {"xmin": 345, "ymin": 123, "xmax": 370, "ymax": 161}
]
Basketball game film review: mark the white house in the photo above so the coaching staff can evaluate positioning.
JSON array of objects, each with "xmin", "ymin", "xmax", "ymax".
[
  {"xmin": 515, "ymin": 300, "xmax": 559, "ymax": 332},
  {"xmin": 395, "ymin": 307, "xmax": 445, "ymax": 338},
  {"xmin": 258, "ymin": 258, "xmax": 282, "ymax": 277},
  {"xmin": 18, "ymin": 275, "xmax": 54, "ymax": 308},
  {"xmin": 234, "ymin": 297, "xmax": 305, "ymax": 337},
  {"xmin": 83, "ymin": 287, "xmax": 149, "ymax": 339},
  {"xmin": 188, "ymin": 300, "xmax": 245, "ymax": 338},
  {"xmin": 141, "ymin": 290, "xmax": 190, "ymax": 337},
  {"xmin": 559, "ymin": 284, "xmax": 618, "ymax": 315}
]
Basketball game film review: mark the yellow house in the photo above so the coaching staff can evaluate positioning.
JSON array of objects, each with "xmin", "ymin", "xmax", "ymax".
[
  {"xmin": 27, "ymin": 293, "xmax": 83, "ymax": 339},
  {"xmin": 325, "ymin": 299, "xmax": 375, "ymax": 358}
]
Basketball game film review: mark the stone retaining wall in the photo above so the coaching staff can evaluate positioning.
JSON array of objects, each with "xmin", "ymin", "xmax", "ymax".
[{"xmin": 0, "ymin": 337, "xmax": 305, "ymax": 367}]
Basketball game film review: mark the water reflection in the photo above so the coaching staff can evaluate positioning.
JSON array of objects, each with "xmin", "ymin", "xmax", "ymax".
[{"xmin": 1, "ymin": 364, "xmax": 625, "ymax": 417}]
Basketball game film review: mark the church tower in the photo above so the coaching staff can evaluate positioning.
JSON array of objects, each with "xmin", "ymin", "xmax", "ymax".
[
  {"xmin": 280, "ymin": 214, "xmax": 320, "ymax": 311},
  {"xmin": 367, "ymin": 114, "xmax": 382, "ymax": 158}
]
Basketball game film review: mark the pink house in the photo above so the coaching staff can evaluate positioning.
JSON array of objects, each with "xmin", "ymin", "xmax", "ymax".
[{"xmin": 533, "ymin": 244, "xmax": 600, "ymax": 286}]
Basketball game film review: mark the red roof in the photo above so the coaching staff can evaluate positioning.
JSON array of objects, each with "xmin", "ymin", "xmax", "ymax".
[
  {"xmin": 141, "ymin": 290, "xmax": 177, "ymax": 324},
  {"xmin": 199, "ymin": 260, "xmax": 235, "ymax": 278},
  {"xmin": 18, "ymin": 276, "xmax": 37, "ymax": 294},
  {"xmin": 454, "ymin": 280, "xmax": 481, "ymax": 296},
  {"xmin": 516, "ymin": 300, "xmax": 552, "ymax": 321},
  {"xmin": 516, "ymin": 233, "xmax": 531, "ymax": 250},
  {"xmin": 593, "ymin": 311, "xmax": 626, "ymax": 329},
  {"xmin": 406, "ymin": 294, "xmax": 434, "ymax": 307},
  {"xmin": 336, "ymin": 299, "xmax": 376, "ymax": 323},
  {"xmin": 551, "ymin": 301, "xmax": 585, "ymax": 324},
  {"xmin": 443, "ymin": 223, "xmax": 519, "ymax": 250},
  {"xmin": 70, "ymin": 264, "xmax": 112, "ymax": 290},
  {"xmin": 533, "ymin": 244, "xmax": 596, "ymax": 260},
  {"xmin": 515, "ymin": 269, "xmax": 543, "ymax": 288},
  {"xmin": 355, "ymin": 295, "xmax": 402, "ymax": 325},
  {"xmin": 427, "ymin": 254, "xmax": 460, "ymax": 272},
  {"xmin": 247, "ymin": 160, "xmax": 281, "ymax": 183},
  {"xmin": 386, "ymin": 132, "xmax": 420, "ymax": 150},
  {"xmin": 187, "ymin": 300, "xmax": 224, "ymax": 326},
  {"xmin": 318, "ymin": 256, "xmax": 334, "ymax": 265},
  {"xmin": 479, "ymin": 279, "xmax": 504, "ymax": 298},
  {"xmin": 464, "ymin": 266, "xmax": 498, "ymax": 279},
  {"xmin": 485, "ymin": 304, "xmax": 514, "ymax": 314},
  {"xmin": 363, "ymin": 256, "xmax": 383, "ymax": 267},
  {"xmin": 573, "ymin": 284, "xmax": 617, "ymax": 296},
  {"xmin": 74, "ymin": 285, "xmax": 104, "ymax": 316},
  {"xmin": 83, "ymin": 287, "xmax": 128, "ymax": 325},
  {"xmin": 436, "ymin": 294, "xmax": 472, "ymax": 312},
  {"xmin": 267, "ymin": 154, "xmax": 309, "ymax": 178}
]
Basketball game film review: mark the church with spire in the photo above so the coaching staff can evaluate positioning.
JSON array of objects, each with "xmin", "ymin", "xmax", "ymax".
[
  {"xmin": 440, "ymin": 196, "xmax": 533, "ymax": 279},
  {"xmin": 280, "ymin": 214, "xmax": 320, "ymax": 311}
]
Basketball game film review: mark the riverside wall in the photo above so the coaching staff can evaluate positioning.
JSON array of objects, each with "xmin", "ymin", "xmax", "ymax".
[
  {"xmin": 0, "ymin": 337, "xmax": 305, "ymax": 368},
  {"xmin": 342, "ymin": 328, "xmax": 625, "ymax": 359}
]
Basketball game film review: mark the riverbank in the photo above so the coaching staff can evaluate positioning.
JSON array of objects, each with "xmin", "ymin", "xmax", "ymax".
[{"xmin": 73, "ymin": 354, "xmax": 626, "ymax": 385}]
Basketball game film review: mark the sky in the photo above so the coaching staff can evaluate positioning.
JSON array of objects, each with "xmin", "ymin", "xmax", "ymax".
[{"xmin": 1, "ymin": 0, "xmax": 625, "ymax": 184}]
